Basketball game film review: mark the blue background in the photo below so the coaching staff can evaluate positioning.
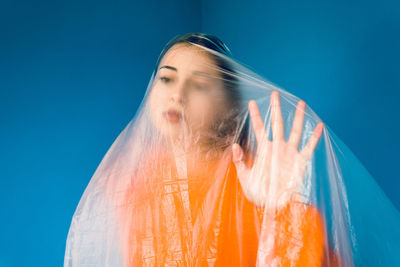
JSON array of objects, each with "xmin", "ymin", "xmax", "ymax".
[{"xmin": 1, "ymin": 0, "xmax": 398, "ymax": 266}]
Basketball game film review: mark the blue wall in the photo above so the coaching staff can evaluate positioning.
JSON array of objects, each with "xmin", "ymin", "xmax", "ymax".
[
  {"xmin": 202, "ymin": 0, "xmax": 400, "ymax": 209},
  {"xmin": 0, "ymin": 0, "xmax": 200, "ymax": 266},
  {"xmin": 1, "ymin": 0, "xmax": 399, "ymax": 266}
]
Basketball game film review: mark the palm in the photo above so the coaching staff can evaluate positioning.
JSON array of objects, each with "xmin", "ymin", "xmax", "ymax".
[{"xmin": 232, "ymin": 91, "xmax": 324, "ymax": 208}]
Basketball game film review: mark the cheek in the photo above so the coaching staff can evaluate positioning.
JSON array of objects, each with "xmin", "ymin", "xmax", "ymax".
[
  {"xmin": 187, "ymin": 91, "xmax": 226, "ymax": 126},
  {"xmin": 148, "ymin": 87, "xmax": 167, "ymax": 123}
]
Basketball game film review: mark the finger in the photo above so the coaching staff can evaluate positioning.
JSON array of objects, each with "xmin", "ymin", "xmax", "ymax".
[
  {"xmin": 232, "ymin": 143, "xmax": 249, "ymax": 178},
  {"xmin": 288, "ymin": 100, "xmax": 306, "ymax": 149},
  {"xmin": 301, "ymin": 122, "xmax": 324, "ymax": 159},
  {"xmin": 248, "ymin": 100, "xmax": 269, "ymax": 145},
  {"xmin": 270, "ymin": 91, "xmax": 285, "ymax": 141}
]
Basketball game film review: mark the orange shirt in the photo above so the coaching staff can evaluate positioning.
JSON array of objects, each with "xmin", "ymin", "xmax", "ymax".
[{"xmin": 118, "ymin": 152, "xmax": 337, "ymax": 266}]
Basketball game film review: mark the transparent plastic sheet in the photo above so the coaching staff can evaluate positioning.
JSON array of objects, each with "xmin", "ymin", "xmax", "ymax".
[{"xmin": 64, "ymin": 34, "xmax": 400, "ymax": 266}]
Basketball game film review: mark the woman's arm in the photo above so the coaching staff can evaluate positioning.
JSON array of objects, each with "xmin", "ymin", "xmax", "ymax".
[
  {"xmin": 256, "ymin": 199, "xmax": 325, "ymax": 266},
  {"xmin": 230, "ymin": 91, "xmax": 328, "ymax": 265}
]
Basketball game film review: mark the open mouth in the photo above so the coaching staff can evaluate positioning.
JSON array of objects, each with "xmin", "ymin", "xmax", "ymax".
[{"xmin": 162, "ymin": 109, "xmax": 183, "ymax": 123}]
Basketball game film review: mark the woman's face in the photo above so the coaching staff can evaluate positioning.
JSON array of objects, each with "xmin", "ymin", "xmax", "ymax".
[{"xmin": 148, "ymin": 43, "xmax": 229, "ymax": 146}]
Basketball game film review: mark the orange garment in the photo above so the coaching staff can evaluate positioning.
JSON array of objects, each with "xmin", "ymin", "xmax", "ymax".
[{"xmin": 118, "ymin": 151, "xmax": 334, "ymax": 266}]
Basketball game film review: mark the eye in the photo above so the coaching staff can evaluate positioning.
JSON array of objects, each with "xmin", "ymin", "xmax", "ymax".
[
  {"xmin": 192, "ymin": 81, "xmax": 209, "ymax": 91},
  {"xmin": 160, "ymin": 76, "xmax": 172, "ymax": 83},
  {"xmin": 194, "ymin": 83, "xmax": 205, "ymax": 89}
]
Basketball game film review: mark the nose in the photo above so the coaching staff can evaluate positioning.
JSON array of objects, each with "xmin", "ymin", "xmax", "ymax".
[{"xmin": 170, "ymin": 80, "xmax": 187, "ymax": 105}]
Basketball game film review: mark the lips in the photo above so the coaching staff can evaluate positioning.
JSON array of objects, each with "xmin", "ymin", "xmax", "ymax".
[{"xmin": 163, "ymin": 108, "xmax": 183, "ymax": 123}]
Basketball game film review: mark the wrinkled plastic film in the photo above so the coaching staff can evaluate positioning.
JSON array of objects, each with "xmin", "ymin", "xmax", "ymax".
[{"xmin": 64, "ymin": 37, "xmax": 400, "ymax": 266}]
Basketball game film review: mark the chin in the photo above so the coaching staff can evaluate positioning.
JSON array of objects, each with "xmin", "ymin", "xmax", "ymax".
[{"xmin": 157, "ymin": 122, "xmax": 184, "ymax": 140}]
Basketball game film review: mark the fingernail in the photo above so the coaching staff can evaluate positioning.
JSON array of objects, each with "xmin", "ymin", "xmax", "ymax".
[
  {"xmin": 318, "ymin": 122, "xmax": 324, "ymax": 133},
  {"xmin": 233, "ymin": 144, "xmax": 243, "ymax": 161},
  {"xmin": 273, "ymin": 92, "xmax": 279, "ymax": 104}
]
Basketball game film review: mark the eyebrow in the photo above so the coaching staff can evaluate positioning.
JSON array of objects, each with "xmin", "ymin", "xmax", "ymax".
[
  {"xmin": 158, "ymin": 65, "xmax": 217, "ymax": 79},
  {"xmin": 158, "ymin": 65, "xmax": 177, "ymax": 72},
  {"xmin": 192, "ymin": 70, "xmax": 215, "ymax": 78}
]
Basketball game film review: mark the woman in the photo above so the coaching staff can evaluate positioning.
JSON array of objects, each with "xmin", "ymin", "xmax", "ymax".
[
  {"xmin": 118, "ymin": 33, "xmax": 329, "ymax": 266},
  {"xmin": 64, "ymin": 33, "xmax": 400, "ymax": 267}
]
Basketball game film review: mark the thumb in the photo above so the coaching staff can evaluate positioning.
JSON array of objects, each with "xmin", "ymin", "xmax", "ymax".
[{"xmin": 232, "ymin": 143, "xmax": 248, "ymax": 177}]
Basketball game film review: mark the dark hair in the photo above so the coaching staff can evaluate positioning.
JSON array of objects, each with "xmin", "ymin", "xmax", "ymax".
[
  {"xmin": 154, "ymin": 32, "xmax": 232, "ymax": 72},
  {"xmin": 153, "ymin": 33, "xmax": 238, "ymax": 95},
  {"xmin": 154, "ymin": 32, "xmax": 250, "ymax": 152}
]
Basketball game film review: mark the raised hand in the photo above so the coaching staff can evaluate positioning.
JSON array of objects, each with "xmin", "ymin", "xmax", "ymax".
[{"xmin": 232, "ymin": 91, "xmax": 324, "ymax": 208}]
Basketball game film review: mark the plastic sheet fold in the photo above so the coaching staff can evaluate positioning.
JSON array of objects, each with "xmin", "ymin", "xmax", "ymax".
[{"xmin": 64, "ymin": 33, "xmax": 400, "ymax": 266}]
